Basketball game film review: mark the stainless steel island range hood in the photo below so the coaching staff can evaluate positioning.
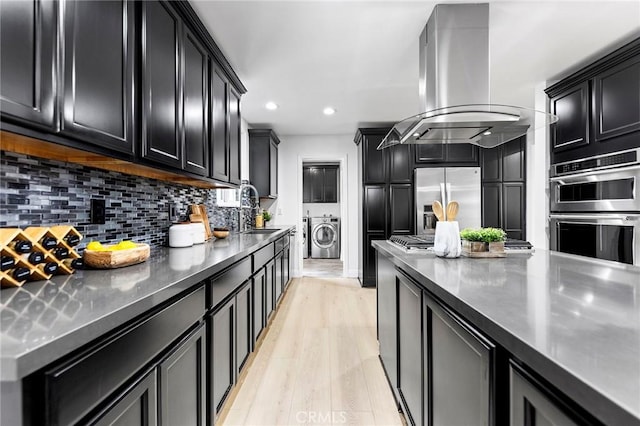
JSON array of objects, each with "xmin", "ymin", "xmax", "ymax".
[{"xmin": 379, "ymin": 3, "xmax": 557, "ymax": 150}]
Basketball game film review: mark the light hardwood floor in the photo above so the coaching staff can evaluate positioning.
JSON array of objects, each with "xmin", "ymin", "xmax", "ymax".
[
  {"xmin": 302, "ymin": 259, "xmax": 344, "ymax": 277},
  {"xmin": 219, "ymin": 277, "xmax": 404, "ymax": 426}
]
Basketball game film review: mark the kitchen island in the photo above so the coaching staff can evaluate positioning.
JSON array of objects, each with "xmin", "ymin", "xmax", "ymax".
[
  {"xmin": 374, "ymin": 240, "xmax": 640, "ymax": 426},
  {"xmin": 1, "ymin": 227, "xmax": 294, "ymax": 426}
]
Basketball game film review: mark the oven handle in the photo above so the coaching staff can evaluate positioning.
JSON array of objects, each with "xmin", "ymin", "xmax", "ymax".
[
  {"xmin": 549, "ymin": 213, "xmax": 640, "ymax": 221},
  {"xmin": 550, "ymin": 164, "xmax": 640, "ymax": 182}
]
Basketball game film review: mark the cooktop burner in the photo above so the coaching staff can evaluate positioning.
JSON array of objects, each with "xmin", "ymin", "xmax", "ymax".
[{"xmin": 388, "ymin": 235, "xmax": 534, "ymax": 253}]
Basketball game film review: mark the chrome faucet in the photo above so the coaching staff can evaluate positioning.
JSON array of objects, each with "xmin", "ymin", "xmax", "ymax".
[{"xmin": 239, "ymin": 180, "xmax": 260, "ymax": 232}]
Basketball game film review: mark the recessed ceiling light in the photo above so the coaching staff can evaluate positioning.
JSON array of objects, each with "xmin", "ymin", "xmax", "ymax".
[
  {"xmin": 323, "ymin": 107, "xmax": 336, "ymax": 116},
  {"xmin": 413, "ymin": 132, "xmax": 420, "ymax": 137},
  {"xmin": 483, "ymin": 130, "xmax": 492, "ymax": 135},
  {"xmin": 265, "ymin": 102, "xmax": 278, "ymax": 110}
]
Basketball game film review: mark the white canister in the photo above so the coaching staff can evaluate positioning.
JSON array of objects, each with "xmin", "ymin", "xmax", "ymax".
[
  {"xmin": 190, "ymin": 222, "xmax": 206, "ymax": 244},
  {"xmin": 169, "ymin": 224, "xmax": 194, "ymax": 248},
  {"xmin": 433, "ymin": 221, "xmax": 462, "ymax": 258}
]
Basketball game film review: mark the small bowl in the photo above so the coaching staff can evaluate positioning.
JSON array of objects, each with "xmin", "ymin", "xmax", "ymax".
[{"xmin": 213, "ymin": 228, "xmax": 229, "ymax": 239}]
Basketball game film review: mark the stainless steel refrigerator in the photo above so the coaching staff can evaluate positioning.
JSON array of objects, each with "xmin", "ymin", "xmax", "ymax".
[{"xmin": 415, "ymin": 167, "xmax": 481, "ymax": 234}]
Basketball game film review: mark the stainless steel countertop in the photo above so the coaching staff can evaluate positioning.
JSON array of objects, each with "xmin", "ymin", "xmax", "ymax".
[
  {"xmin": 373, "ymin": 241, "xmax": 640, "ymax": 425},
  {"xmin": 0, "ymin": 227, "xmax": 293, "ymax": 382}
]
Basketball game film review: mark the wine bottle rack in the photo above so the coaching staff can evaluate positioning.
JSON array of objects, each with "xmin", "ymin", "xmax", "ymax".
[{"xmin": 1, "ymin": 226, "xmax": 83, "ymax": 288}]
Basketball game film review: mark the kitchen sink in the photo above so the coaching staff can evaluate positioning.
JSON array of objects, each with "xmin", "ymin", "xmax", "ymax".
[{"xmin": 245, "ymin": 228, "xmax": 279, "ymax": 234}]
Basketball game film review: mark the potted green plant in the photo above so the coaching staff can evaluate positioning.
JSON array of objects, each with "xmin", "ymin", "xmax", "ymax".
[
  {"xmin": 460, "ymin": 227, "xmax": 506, "ymax": 253},
  {"xmin": 262, "ymin": 210, "xmax": 272, "ymax": 225}
]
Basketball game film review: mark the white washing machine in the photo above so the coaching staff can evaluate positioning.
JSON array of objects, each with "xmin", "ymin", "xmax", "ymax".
[{"xmin": 310, "ymin": 217, "xmax": 340, "ymax": 259}]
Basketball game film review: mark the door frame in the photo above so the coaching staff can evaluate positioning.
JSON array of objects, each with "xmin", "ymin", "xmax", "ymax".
[{"xmin": 296, "ymin": 154, "xmax": 349, "ymax": 278}]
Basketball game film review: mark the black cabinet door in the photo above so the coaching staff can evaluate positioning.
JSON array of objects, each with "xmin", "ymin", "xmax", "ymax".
[
  {"xmin": 269, "ymin": 141, "xmax": 278, "ymax": 196},
  {"xmin": 551, "ymin": 82, "xmax": 590, "ymax": 154},
  {"xmin": 482, "ymin": 183, "xmax": 502, "ymax": 229},
  {"xmin": 397, "ymin": 272, "xmax": 423, "ymax": 426},
  {"xmin": 481, "ymin": 146, "xmax": 502, "ymax": 182},
  {"xmin": 274, "ymin": 251, "xmax": 284, "ymax": 304},
  {"xmin": 415, "ymin": 144, "xmax": 446, "ymax": 163},
  {"xmin": 593, "ymin": 56, "xmax": 640, "ymax": 144},
  {"xmin": 502, "ymin": 137, "xmax": 526, "ymax": 182},
  {"xmin": 510, "ymin": 363, "xmax": 580, "ymax": 426},
  {"xmin": 389, "ymin": 184, "xmax": 413, "ymax": 235},
  {"xmin": 252, "ymin": 268, "xmax": 265, "ymax": 342},
  {"xmin": 430, "ymin": 296, "xmax": 493, "ymax": 426},
  {"xmin": 503, "ymin": 183, "xmax": 525, "ymax": 240},
  {"xmin": 229, "ymin": 87, "xmax": 242, "ymax": 185},
  {"xmin": 323, "ymin": 167, "xmax": 339, "ymax": 202},
  {"xmin": 363, "ymin": 233, "xmax": 386, "ymax": 287},
  {"xmin": 210, "ymin": 67, "xmax": 229, "ymax": 182},
  {"xmin": 309, "ymin": 167, "xmax": 324, "ymax": 202},
  {"xmin": 159, "ymin": 324, "xmax": 205, "ymax": 426},
  {"xmin": 141, "ymin": 1, "xmax": 182, "ymax": 168},
  {"xmin": 389, "ymin": 144, "xmax": 413, "ymax": 183},
  {"xmin": 61, "ymin": 0, "xmax": 134, "ymax": 154},
  {"xmin": 376, "ymin": 253, "xmax": 399, "ymax": 403},
  {"xmin": 210, "ymin": 297, "xmax": 235, "ymax": 416},
  {"xmin": 364, "ymin": 185, "xmax": 387, "ymax": 233},
  {"xmin": 447, "ymin": 144, "xmax": 479, "ymax": 164},
  {"xmin": 236, "ymin": 281, "xmax": 252, "ymax": 374},
  {"xmin": 92, "ymin": 370, "xmax": 158, "ymax": 426},
  {"xmin": 303, "ymin": 167, "xmax": 312, "ymax": 203},
  {"xmin": 363, "ymin": 133, "xmax": 387, "ymax": 184},
  {"xmin": 182, "ymin": 28, "xmax": 209, "ymax": 176},
  {"xmin": 265, "ymin": 260, "xmax": 275, "ymax": 319},
  {"xmin": 283, "ymin": 245, "xmax": 290, "ymax": 289},
  {"xmin": 0, "ymin": 0, "xmax": 56, "ymax": 129}
]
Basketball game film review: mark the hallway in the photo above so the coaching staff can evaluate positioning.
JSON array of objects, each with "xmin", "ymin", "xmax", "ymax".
[{"xmin": 220, "ymin": 277, "xmax": 403, "ymax": 425}]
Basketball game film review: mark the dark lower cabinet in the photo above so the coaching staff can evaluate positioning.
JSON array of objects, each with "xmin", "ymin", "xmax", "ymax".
[
  {"xmin": 364, "ymin": 186, "xmax": 387, "ymax": 233},
  {"xmin": 61, "ymin": 0, "xmax": 135, "ymax": 154},
  {"xmin": 252, "ymin": 268, "xmax": 266, "ymax": 343},
  {"xmin": 235, "ymin": 281, "xmax": 252, "ymax": 375},
  {"xmin": 363, "ymin": 233, "xmax": 386, "ymax": 288},
  {"xmin": 210, "ymin": 297, "xmax": 235, "ymax": 417},
  {"xmin": 92, "ymin": 370, "xmax": 158, "ymax": 426},
  {"xmin": 141, "ymin": 0, "xmax": 182, "ymax": 168},
  {"xmin": 397, "ymin": 273, "xmax": 423, "ymax": 426},
  {"xmin": 265, "ymin": 259, "xmax": 275, "ymax": 319},
  {"xmin": 274, "ymin": 251, "xmax": 284, "ymax": 304},
  {"xmin": 0, "ymin": 0, "xmax": 56, "ymax": 129},
  {"xmin": 376, "ymin": 253, "xmax": 399, "ymax": 403},
  {"xmin": 390, "ymin": 184, "xmax": 413, "ymax": 234},
  {"xmin": 510, "ymin": 363, "xmax": 579, "ymax": 426},
  {"xmin": 283, "ymin": 244, "xmax": 291, "ymax": 290},
  {"xmin": 159, "ymin": 324, "xmax": 206, "ymax": 426},
  {"xmin": 429, "ymin": 295, "xmax": 494, "ymax": 426}
]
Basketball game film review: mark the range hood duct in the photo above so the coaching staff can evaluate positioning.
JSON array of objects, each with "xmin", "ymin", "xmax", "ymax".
[{"xmin": 379, "ymin": 3, "xmax": 557, "ymax": 150}]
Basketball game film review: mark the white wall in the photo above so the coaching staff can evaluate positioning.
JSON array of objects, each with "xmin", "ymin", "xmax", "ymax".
[
  {"xmin": 240, "ymin": 118, "xmax": 250, "ymax": 182},
  {"xmin": 303, "ymin": 203, "xmax": 340, "ymax": 218},
  {"xmin": 268, "ymin": 134, "xmax": 359, "ymax": 278}
]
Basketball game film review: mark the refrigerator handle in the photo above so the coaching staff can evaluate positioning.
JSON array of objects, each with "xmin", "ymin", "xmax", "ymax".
[
  {"xmin": 446, "ymin": 183, "xmax": 452, "ymax": 207},
  {"xmin": 440, "ymin": 182, "xmax": 446, "ymax": 206}
]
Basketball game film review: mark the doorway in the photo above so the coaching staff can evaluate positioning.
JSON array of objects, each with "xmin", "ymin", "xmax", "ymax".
[{"xmin": 299, "ymin": 158, "xmax": 347, "ymax": 277}]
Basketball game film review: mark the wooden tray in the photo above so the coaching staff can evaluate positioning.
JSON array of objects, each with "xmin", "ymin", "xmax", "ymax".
[
  {"xmin": 461, "ymin": 249, "xmax": 506, "ymax": 258},
  {"xmin": 84, "ymin": 244, "xmax": 150, "ymax": 269}
]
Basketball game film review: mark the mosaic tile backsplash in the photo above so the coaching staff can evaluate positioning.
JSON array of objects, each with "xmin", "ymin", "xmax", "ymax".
[{"xmin": 0, "ymin": 151, "xmax": 255, "ymax": 250}]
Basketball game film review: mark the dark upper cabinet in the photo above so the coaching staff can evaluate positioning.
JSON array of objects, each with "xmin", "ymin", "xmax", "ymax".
[
  {"xmin": 362, "ymin": 132, "xmax": 387, "ymax": 184},
  {"xmin": 0, "ymin": 0, "xmax": 56, "ymax": 129},
  {"xmin": 228, "ymin": 87, "xmax": 242, "ymax": 185},
  {"xmin": 482, "ymin": 183, "xmax": 502, "ymax": 229},
  {"xmin": 546, "ymin": 38, "xmax": 640, "ymax": 164},
  {"xmin": 159, "ymin": 324, "xmax": 206, "ymax": 426},
  {"xmin": 92, "ymin": 370, "xmax": 158, "ymax": 426},
  {"xmin": 416, "ymin": 144, "xmax": 479, "ymax": 165},
  {"xmin": 303, "ymin": 166, "xmax": 339, "ymax": 203},
  {"xmin": 61, "ymin": 0, "xmax": 135, "ymax": 154},
  {"xmin": 249, "ymin": 129, "xmax": 280, "ymax": 198},
  {"xmin": 389, "ymin": 144, "xmax": 413, "ymax": 183},
  {"xmin": 593, "ymin": 55, "xmax": 640, "ymax": 144},
  {"xmin": 141, "ymin": 1, "xmax": 182, "ymax": 168},
  {"xmin": 397, "ymin": 273, "xmax": 423, "ymax": 426},
  {"xmin": 550, "ymin": 83, "xmax": 590, "ymax": 154},
  {"xmin": 182, "ymin": 27, "xmax": 209, "ymax": 176},
  {"xmin": 210, "ymin": 67, "xmax": 229, "ymax": 182},
  {"xmin": 389, "ymin": 184, "xmax": 412, "ymax": 235}
]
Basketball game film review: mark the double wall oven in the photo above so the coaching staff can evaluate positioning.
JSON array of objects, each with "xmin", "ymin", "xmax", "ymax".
[{"xmin": 549, "ymin": 148, "xmax": 640, "ymax": 265}]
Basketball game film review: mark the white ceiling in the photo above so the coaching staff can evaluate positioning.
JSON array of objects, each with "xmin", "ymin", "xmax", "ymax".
[{"xmin": 191, "ymin": 0, "xmax": 640, "ymax": 137}]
